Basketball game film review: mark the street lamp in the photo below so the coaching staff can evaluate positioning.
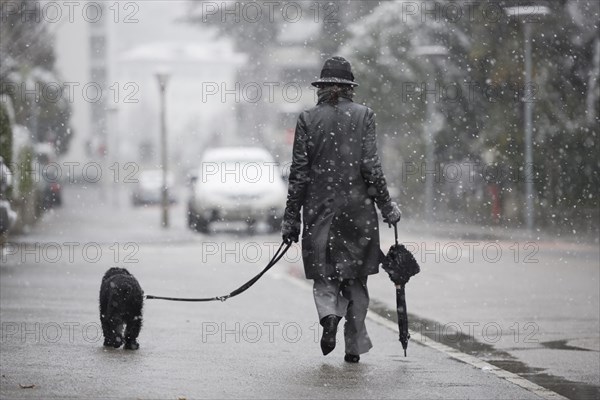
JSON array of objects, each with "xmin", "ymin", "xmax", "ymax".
[
  {"xmin": 156, "ymin": 70, "xmax": 170, "ymax": 228},
  {"xmin": 504, "ymin": 5, "xmax": 550, "ymax": 232},
  {"xmin": 106, "ymin": 106, "xmax": 119, "ymax": 208},
  {"xmin": 413, "ymin": 45, "xmax": 448, "ymax": 223}
]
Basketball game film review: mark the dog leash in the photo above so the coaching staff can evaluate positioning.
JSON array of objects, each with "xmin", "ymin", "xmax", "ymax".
[{"xmin": 145, "ymin": 242, "xmax": 292, "ymax": 302}]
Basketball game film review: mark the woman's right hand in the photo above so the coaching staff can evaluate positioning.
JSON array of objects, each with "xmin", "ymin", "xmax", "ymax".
[{"xmin": 382, "ymin": 202, "xmax": 402, "ymax": 225}]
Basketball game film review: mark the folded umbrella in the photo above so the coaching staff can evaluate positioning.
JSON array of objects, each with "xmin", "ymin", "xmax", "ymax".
[{"xmin": 382, "ymin": 223, "xmax": 420, "ymax": 356}]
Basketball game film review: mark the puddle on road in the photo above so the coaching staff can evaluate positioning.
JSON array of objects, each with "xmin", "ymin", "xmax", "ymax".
[{"xmin": 369, "ymin": 299, "xmax": 600, "ymax": 400}]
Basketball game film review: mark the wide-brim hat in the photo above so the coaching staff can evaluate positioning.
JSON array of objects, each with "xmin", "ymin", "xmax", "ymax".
[{"xmin": 312, "ymin": 56, "xmax": 359, "ymax": 87}]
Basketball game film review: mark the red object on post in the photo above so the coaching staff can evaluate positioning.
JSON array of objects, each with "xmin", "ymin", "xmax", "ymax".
[
  {"xmin": 285, "ymin": 128, "xmax": 295, "ymax": 145},
  {"xmin": 488, "ymin": 184, "xmax": 501, "ymax": 224}
]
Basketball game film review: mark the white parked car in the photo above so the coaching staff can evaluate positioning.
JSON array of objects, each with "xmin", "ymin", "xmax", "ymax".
[
  {"xmin": 132, "ymin": 170, "xmax": 177, "ymax": 206},
  {"xmin": 187, "ymin": 147, "xmax": 287, "ymax": 233}
]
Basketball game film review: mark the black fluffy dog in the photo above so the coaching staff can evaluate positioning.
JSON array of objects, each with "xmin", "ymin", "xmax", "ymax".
[{"xmin": 99, "ymin": 267, "xmax": 144, "ymax": 350}]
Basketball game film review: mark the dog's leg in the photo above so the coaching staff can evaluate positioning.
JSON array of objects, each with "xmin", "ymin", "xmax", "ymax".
[
  {"xmin": 106, "ymin": 303, "xmax": 124, "ymax": 348},
  {"xmin": 124, "ymin": 315, "xmax": 142, "ymax": 350},
  {"xmin": 112, "ymin": 320, "xmax": 125, "ymax": 348},
  {"xmin": 101, "ymin": 314, "xmax": 115, "ymax": 347},
  {"xmin": 100, "ymin": 296, "xmax": 117, "ymax": 347}
]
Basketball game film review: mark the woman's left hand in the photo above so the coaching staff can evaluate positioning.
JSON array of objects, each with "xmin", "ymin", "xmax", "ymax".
[{"xmin": 281, "ymin": 219, "xmax": 301, "ymax": 244}]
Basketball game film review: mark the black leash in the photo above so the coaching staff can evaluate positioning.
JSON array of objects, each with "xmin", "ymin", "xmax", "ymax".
[{"xmin": 145, "ymin": 242, "xmax": 292, "ymax": 302}]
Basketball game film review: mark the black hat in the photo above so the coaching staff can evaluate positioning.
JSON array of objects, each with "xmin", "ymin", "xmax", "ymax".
[{"xmin": 312, "ymin": 56, "xmax": 358, "ymax": 87}]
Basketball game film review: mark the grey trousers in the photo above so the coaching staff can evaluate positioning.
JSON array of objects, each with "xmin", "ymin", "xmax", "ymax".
[{"xmin": 312, "ymin": 276, "xmax": 373, "ymax": 355}]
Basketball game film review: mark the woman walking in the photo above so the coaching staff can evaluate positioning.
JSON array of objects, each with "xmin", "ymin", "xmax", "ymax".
[{"xmin": 282, "ymin": 56, "xmax": 401, "ymax": 363}]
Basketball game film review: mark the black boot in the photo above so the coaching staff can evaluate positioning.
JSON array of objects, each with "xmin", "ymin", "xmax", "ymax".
[
  {"xmin": 344, "ymin": 353, "xmax": 360, "ymax": 363},
  {"xmin": 320, "ymin": 315, "xmax": 341, "ymax": 356}
]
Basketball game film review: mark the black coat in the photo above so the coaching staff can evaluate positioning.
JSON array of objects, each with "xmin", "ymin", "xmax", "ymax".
[{"xmin": 284, "ymin": 97, "xmax": 392, "ymax": 280}]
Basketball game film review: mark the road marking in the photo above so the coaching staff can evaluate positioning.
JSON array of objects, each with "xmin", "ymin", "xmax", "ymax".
[{"xmin": 279, "ymin": 271, "xmax": 568, "ymax": 400}]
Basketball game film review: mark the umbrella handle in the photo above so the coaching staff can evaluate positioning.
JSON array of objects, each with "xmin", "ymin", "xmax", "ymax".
[{"xmin": 393, "ymin": 222, "xmax": 399, "ymax": 246}]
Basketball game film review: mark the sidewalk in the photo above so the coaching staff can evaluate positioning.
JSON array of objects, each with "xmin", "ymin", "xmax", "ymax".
[
  {"xmin": 397, "ymin": 217, "xmax": 599, "ymax": 248},
  {"xmin": 1, "ymin": 239, "xmax": 548, "ymax": 399}
]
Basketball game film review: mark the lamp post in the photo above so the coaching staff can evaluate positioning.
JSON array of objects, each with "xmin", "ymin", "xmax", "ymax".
[
  {"xmin": 413, "ymin": 45, "xmax": 447, "ymax": 222},
  {"xmin": 156, "ymin": 71, "xmax": 170, "ymax": 228},
  {"xmin": 504, "ymin": 6, "xmax": 550, "ymax": 232},
  {"xmin": 107, "ymin": 106, "xmax": 119, "ymax": 208}
]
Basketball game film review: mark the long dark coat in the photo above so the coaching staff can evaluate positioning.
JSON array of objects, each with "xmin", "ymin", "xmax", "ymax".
[{"xmin": 284, "ymin": 97, "xmax": 392, "ymax": 280}]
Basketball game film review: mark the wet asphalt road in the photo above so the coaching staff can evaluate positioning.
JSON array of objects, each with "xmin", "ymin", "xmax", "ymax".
[{"xmin": 0, "ymin": 183, "xmax": 597, "ymax": 399}]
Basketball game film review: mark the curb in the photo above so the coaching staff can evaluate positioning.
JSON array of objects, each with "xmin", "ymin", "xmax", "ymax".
[
  {"xmin": 366, "ymin": 312, "xmax": 568, "ymax": 400},
  {"xmin": 280, "ymin": 271, "xmax": 568, "ymax": 400}
]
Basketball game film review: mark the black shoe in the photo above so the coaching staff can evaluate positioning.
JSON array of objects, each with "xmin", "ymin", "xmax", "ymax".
[
  {"xmin": 320, "ymin": 315, "xmax": 341, "ymax": 356},
  {"xmin": 344, "ymin": 354, "xmax": 360, "ymax": 363}
]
